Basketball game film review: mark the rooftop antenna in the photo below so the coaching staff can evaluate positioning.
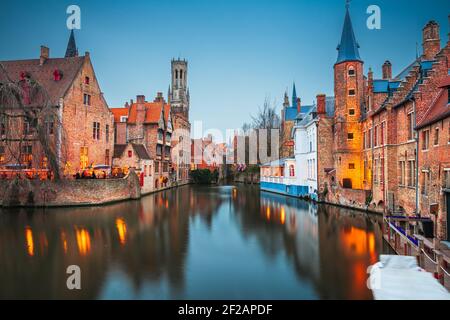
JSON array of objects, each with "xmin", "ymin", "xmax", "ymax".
[{"xmin": 346, "ymin": 0, "xmax": 351, "ymax": 9}]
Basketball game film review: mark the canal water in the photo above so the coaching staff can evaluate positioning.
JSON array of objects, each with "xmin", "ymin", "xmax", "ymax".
[{"xmin": 0, "ymin": 184, "xmax": 391, "ymax": 299}]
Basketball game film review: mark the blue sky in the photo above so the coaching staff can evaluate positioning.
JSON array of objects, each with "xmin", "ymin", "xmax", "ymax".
[{"xmin": 0, "ymin": 0, "xmax": 449, "ymax": 140}]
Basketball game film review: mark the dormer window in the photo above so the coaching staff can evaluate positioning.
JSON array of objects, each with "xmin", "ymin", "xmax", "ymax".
[
  {"xmin": 348, "ymin": 67, "xmax": 355, "ymax": 76},
  {"xmin": 53, "ymin": 69, "xmax": 62, "ymax": 81},
  {"xmin": 85, "ymin": 76, "xmax": 90, "ymax": 85}
]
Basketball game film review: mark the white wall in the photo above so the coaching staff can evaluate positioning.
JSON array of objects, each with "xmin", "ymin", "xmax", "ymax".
[{"xmin": 294, "ymin": 120, "xmax": 318, "ymax": 194}]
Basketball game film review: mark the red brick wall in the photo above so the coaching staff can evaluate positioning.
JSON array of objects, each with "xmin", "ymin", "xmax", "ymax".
[{"xmin": 62, "ymin": 56, "xmax": 114, "ymax": 174}]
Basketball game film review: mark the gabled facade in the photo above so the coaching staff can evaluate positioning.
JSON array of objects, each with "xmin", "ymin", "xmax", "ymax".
[
  {"xmin": 112, "ymin": 142, "xmax": 154, "ymax": 194},
  {"xmin": 112, "ymin": 93, "xmax": 173, "ymax": 190},
  {"xmin": 0, "ymin": 31, "xmax": 114, "ymax": 176},
  {"xmin": 293, "ymin": 94, "xmax": 335, "ymax": 200}
]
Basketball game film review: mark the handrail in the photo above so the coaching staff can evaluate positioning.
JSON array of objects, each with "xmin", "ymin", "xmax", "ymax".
[
  {"xmin": 421, "ymin": 248, "xmax": 438, "ymax": 265},
  {"xmin": 386, "ymin": 220, "xmax": 419, "ymax": 248},
  {"xmin": 441, "ymin": 266, "xmax": 450, "ymax": 277}
]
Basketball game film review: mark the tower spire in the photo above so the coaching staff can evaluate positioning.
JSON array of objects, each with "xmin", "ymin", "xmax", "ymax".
[
  {"xmin": 65, "ymin": 29, "xmax": 78, "ymax": 58},
  {"xmin": 336, "ymin": 1, "xmax": 361, "ymax": 64},
  {"xmin": 292, "ymin": 82, "xmax": 297, "ymax": 108}
]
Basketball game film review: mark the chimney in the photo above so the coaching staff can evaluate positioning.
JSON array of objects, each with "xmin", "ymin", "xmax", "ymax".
[
  {"xmin": 296, "ymin": 97, "xmax": 301, "ymax": 114},
  {"xmin": 40, "ymin": 46, "xmax": 49, "ymax": 65},
  {"xmin": 130, "ymin": 99, "xmax": 134, "ymax": 105},
  {"xmin": 136, "ymin": 95, "xmax": 145, "ymax": 103},
  {"xmin": 124, "ymin": 102, "xmax": 129, "ymax": 108},
  {"xmin": 382, "ymin": 60, "xmax": 392, "ymax": 79},
  {"xmin": 422, "ymin": 20, "xmax": 440, "ymax": 60},
  {"xmin": 317, "ymin": 94, "xmax": 326, "ymax": 115},
  {"xmin": 154, "ymin": 92, "xmax": 164, "ymax": 102}
]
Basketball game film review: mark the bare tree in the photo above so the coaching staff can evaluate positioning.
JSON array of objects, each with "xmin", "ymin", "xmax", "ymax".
[
  {"xmin": 250, "ymin": 97, "xmax": 280, "ymax": 130},
  {"xmin": 0, "ymin": 65, "xmax": 67, "ymax": 180}
]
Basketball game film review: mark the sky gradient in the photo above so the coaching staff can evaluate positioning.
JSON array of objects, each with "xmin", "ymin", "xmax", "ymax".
[{"xmin": 0, "ymin": 0, "xmax": 449, "ymax": 140}]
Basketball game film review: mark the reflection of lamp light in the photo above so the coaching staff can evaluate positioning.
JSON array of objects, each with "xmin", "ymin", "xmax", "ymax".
[
  {"xmin": 61, "ymin": 231, "xmax": 68, "ymax": 254},
  {"xmin": 115, "ymin": 218, "xmax": 127, "ymax": 245},
  {"xmin": 280, "ymin": 207, "xmax": 286, "ymax": 224},
  {"xmin": 266, "ymin": 207, "xmax": 271, "ymax": 220},
  {"xmin": 25, "ymin": 226, "xmax": 34, "ymax": 257},
  {"xmin": 76, "ymin": 228, "xmax": 91, "ymax": 256}
]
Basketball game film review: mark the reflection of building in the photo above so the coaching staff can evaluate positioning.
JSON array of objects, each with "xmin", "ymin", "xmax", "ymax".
[{"xmin": 0, "ymin": 31, "xmax": 114, "ymax": 174}]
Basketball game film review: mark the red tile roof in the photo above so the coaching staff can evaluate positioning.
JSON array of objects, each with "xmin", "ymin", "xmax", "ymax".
[
  {"xmin": 127, "ymin": 101, "xmax": 169, "ymax": 124},
  {"xmin": 0, "ymin": 56, "xmax": 85, "ymax": 106},
  {"xmin": 416, "ymin": 85, "xmax": 450, "ymax": 129},
  {"xmin": 110, "ymin": 108, "xmax": 129, "ymax": 123}
]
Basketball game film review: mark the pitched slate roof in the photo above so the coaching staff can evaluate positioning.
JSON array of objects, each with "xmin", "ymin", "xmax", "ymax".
[
  {"xmin": 416, "ymin": 82, "xmax": 450, "ymax": 129},
  {"xmin": 113, "ymin": 144, "xmax": 127, "ymax": 158},
  {"xmin": 113, "ymin": 143, "xmax": 152, "ymax": 160},
  {"xmin": 336, "ymin": 6, "xmax": 362, "ymax": 64},
  {"xmin": 131, "ymin": 144, "xmax": 151, "ymax": 160},
  {"xmin": 0, "ymin": 56, "xmax": 86, "ymax": 106}
]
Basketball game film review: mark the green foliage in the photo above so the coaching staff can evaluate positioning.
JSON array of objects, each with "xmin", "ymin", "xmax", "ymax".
[{"xmin": 190, "ymin": 169, "xmax": 213, "ymax": 184}]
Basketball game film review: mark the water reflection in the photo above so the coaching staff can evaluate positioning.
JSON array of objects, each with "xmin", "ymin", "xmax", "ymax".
[{"xmin": 0, "ymin": 185, "xmax": 389, "ymax": 299}]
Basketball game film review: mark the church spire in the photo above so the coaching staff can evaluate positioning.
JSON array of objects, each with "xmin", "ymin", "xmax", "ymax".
[
  {"xmin": 65, "ymin": 29, "xmax": 78, "ymax": 58},
  {"xmin": 336, "ymin": 1, "xmax": 361, "ymax": 64},
  {"xmin": 291, "ymin": 82, "xmax": 297, "ymax": 108}
]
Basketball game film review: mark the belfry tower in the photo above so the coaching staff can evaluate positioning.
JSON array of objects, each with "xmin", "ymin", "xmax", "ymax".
[
  {"xmin": 169, "ymin": 59, "xmax": 190, "ymax": 119},
  {"xmin": 333, "ymin": 2, "xmax": 364, "ymax": 190}
]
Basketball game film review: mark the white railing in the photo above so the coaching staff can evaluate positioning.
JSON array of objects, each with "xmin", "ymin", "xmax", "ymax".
[{"xmin": 260, "ymin": 176, "xmax": 297, "ymax": 185}]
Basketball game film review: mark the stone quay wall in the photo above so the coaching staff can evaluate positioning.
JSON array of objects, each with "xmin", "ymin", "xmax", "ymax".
[{"xmin": 0, "ymin": 172, "xmax": 141, "ymax": 208}]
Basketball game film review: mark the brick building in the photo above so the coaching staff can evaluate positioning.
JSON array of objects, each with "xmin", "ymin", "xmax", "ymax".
[
  {"xmin": 112, "ymin": 142, "xmax": 154, "ymax": 194},
  {"xmin": 0, "ymin": 30, "xmax": 114, "ymax": 176},
  {"xmin": 115, "ymin": 93, "xmax": 173, "ymax": 190},
  {"xmin": 280, "ymin": 83, "xmax": 314, "ymax": 158},
  {"xmin": 319, "ymin": 4, "xmax": 450, "ymax": 240}
]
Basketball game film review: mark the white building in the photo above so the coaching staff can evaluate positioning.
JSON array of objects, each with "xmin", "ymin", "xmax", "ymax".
[{"xmin": 292, "ymin": 106, "xmax": 319, "ymax": 199}]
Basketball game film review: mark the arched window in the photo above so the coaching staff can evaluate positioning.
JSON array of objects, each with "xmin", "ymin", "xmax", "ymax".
[
  {"xmin": 289, "ymin": 165, "xmax": 295, "ymax": 177},
  {"xmin": 180, "ymin": 70, "xmax": 183, "ymax": 80},
  {"xmin": 175, "ymin": 70, "xmax": 178, "ymax": 79}
]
